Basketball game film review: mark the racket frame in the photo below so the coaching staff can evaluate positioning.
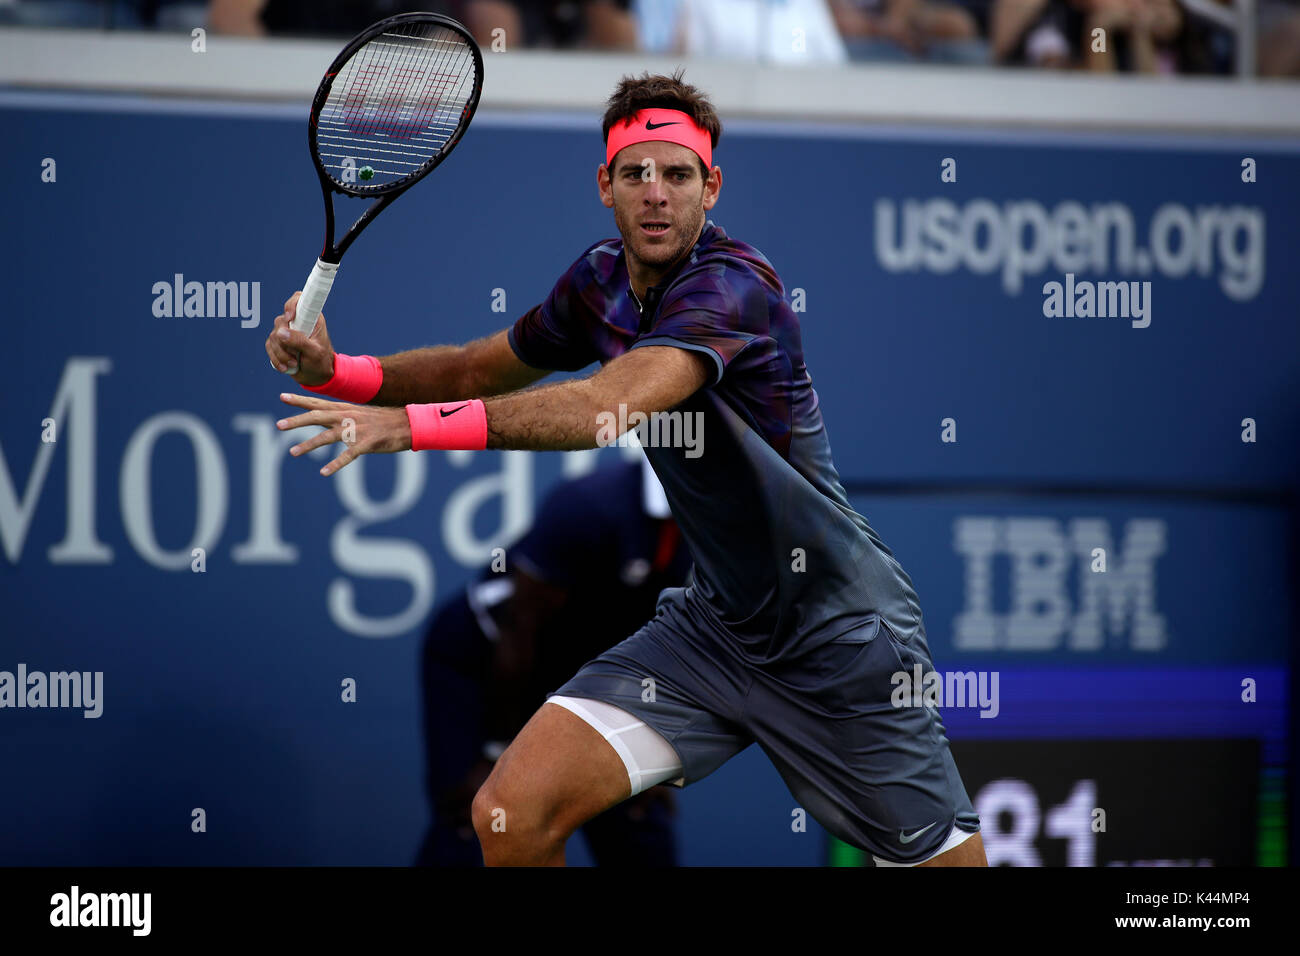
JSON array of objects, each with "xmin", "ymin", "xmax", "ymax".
[{"xmin": 289, "ymin": 12, "xmax": 483, "ymax": 345}]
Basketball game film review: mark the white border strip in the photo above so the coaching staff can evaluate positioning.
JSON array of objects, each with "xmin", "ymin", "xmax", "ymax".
[{"xmin": 1, "ymin": 26, "xmax": 1298, "ymax": 135}]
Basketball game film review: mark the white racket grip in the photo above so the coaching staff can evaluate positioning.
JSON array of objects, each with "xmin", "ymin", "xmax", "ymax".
[{"xmin": 292, "ymin": 258, "xmax": 338, "ymax": 338}]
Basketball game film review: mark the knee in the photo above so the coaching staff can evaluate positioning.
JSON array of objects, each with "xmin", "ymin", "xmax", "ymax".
[
  {"xmin": 470, "ymin": 781, "xmax": 505, "ymax": 844},
  {"xmin": 471, "ymin": 779, "xmax": 566, "ymax": 865}
]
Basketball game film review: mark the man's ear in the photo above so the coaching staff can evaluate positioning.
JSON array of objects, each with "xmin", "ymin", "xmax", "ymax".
[
  {"xmin": 702, "ymin": 166, "xmax": 722, "ymax": 212},
  {"xmin": 597, "ymin": 163, "xmax": 615, "ymax": 209}
]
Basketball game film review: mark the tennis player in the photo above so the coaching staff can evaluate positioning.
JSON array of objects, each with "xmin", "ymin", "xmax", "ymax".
[{"xmin": 266, "ymin": 69, "xmax": 985, "ymax": 867}]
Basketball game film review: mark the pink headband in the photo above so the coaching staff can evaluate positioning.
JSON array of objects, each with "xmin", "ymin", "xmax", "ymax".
[{"xmin": 605, "ymin": 108, "xmax": 712, "ymax": 170}]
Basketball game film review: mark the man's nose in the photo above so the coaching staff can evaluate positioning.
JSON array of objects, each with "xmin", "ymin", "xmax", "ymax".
[{"xmin": 643, "ymin": 176, "xmax": 668, "ymax": 204}]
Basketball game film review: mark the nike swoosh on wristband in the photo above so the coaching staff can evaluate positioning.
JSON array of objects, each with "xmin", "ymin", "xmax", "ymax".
[
  {"xmin": 644, "ymin": 120, "xmax": 681, "ymax": 130},
  {"xmin": 440, "ymin": 403, "xmax": 471, "ymax": 418},
  {"xmin": 899, "ymin": 822, "xmax": 937, "ymax": 844}
]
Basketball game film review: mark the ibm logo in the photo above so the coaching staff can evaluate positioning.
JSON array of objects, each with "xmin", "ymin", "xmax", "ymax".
[{"xmin": 953, "ymin": 517, "xmax": 1166, "ymax": 652}]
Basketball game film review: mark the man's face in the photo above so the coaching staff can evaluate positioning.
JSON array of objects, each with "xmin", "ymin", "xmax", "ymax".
[{"xmin": 598, "ymin": 140, "xmax": 721, "ymax": 275}]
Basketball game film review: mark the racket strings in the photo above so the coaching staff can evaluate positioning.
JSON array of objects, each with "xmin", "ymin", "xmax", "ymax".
[
  {"xmin": 316, "ymin": 22, "xmax": 478, "ymax": 187},
  {"xmin": 328, "ymin": 30, "xmax": 473, "ymax": 139}
]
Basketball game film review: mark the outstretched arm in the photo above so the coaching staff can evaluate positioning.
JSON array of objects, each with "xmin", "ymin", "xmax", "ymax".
[
  {"xmin": 483, "ymin": 345, "xmax": 708, "ymax": 450},
  {"xmin": 372, "ymin": 329, "xmax": 548, "ymax": 406},
  {"xmin": 265, "ymin": 292, "xmax": 549, "ymax": 404},
  {"xmin": 276, "ymin": 344, "xmax": 711, "ymax": 475}
]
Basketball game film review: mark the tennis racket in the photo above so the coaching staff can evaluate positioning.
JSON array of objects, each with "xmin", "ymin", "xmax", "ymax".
[{"xmin": 286, "ymin": 12, "xmax": 484, "ymax": 369}]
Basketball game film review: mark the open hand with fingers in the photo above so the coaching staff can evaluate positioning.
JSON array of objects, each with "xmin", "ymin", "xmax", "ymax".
[{"xmin": 277, "ymin": 393, "xmax": 412, "ymax": 476}]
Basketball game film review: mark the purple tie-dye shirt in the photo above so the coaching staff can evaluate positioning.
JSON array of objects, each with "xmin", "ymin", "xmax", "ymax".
[{"xmin": 508, "ymin": 220, "xmax": 923, "ymax": 662}]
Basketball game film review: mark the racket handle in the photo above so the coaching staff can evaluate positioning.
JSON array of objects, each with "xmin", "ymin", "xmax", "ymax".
[{"xmin": 291, "ymin": 258, "xmax": 338, "ymax": 338}]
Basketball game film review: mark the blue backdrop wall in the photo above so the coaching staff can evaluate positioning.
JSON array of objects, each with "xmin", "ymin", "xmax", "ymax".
[{"xmin": 2, "ymin": 92, "xmax": 1296, "ymax": 865}]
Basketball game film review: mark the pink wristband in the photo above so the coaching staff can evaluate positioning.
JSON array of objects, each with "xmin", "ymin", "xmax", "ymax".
[
  {"xmin": 406, "ymin": 399, "xmax": 488, "ymax": 451},
  {"xmin": 303, "ymin": 353, "xmax": 383, "ymax": 403}
]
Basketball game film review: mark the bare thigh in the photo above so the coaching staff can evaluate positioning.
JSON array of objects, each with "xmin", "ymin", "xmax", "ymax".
[{"xmin": 472, "ymin": 701, "xmax": 631, "ymax": 865}]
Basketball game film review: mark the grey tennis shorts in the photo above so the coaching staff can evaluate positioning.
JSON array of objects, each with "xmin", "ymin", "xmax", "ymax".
[{"xmin": 550, "ymin": 587, "xmax": 981, "ymax": 864}]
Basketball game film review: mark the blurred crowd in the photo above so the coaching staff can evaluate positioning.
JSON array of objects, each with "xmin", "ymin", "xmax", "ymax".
[{"xmin": 0, "ymin": 0, "xmax": 1295, "ymax": 74}]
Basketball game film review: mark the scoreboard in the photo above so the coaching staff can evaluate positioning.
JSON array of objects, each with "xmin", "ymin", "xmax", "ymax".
[{"xmin": 827, "ymin": 492, "xmax": 1292, "ymax": 867}]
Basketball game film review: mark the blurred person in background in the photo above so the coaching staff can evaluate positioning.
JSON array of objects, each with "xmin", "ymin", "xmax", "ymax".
[
  {"xmin": 991, "ymin": 0, "xmax": 1091, "ymax": 67},
  {"xmin": 209, "ymin": 0, "xmax": 636, "ymax": 48},
  {"xmin": 1258, "ymin": 0, "xmax": 1300, "ymax": 74},
  {"xmin": 631, "ymin": 0, "xmax": 679, "ymax": 49},
  {"xmin": 463, "ymin": 0, "xmax": 637, "ymax": 48},
  {"xmin": 1080, "ymin": 0, "xmax": 1183, "ymax": 71},
  {"xmin": 415, "ymin": 457, "xmax": 691, "ymax": 866},
  {"xmin": 209, "ymin": 0, "xmax": 462, "ymax": 36},
  {"xmin": 0, "ymin": 0, "xmax": 205, "ymax": 28},
  {"xmin": 991, "ymin": 0, "xmax": 1185, "ymax": 71},
  {"xmin": 634, "ymin": 0, "xmax": 848, "ymax": 62},
  {"xmin": 828, "ymin": 0, "xmax": 989, "ymax": 64}
]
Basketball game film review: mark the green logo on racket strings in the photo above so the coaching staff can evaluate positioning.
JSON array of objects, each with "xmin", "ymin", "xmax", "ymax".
[{"xmin": 358, "ymin": 166, "xmax": 375, "ymax": 181}]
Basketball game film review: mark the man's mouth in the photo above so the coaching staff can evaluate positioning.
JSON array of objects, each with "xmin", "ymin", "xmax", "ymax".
[{"xmin": 640, "ymin": 221, "xmax": 670, "ymax": 235}]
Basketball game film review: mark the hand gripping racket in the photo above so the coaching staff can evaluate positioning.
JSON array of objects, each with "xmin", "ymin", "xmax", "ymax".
[{"xmin": 288, "ymin": 12, "xmax": 483, "ymax": 367}]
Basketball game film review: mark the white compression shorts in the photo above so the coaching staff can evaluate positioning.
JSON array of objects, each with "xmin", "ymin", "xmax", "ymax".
[{"xmin": 546, "ymin": 695, "xmax": 685, "ymax": 795}]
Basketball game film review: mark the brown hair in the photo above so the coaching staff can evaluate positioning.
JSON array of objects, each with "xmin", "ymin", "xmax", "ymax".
[{"xmin": 602, "ymin": 69, "xmax": 721, "ymax": 177}]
